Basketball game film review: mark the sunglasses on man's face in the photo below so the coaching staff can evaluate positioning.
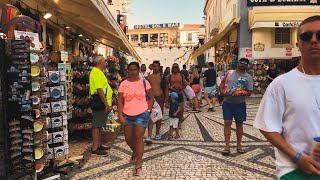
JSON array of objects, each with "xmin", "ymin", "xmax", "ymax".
[
  {"xmin": 172, "ymin": 66, "xmax": 179, "ymax": 69},
  {"xmin": 239, "ymin": 61, "xmax": 248, "ymax": 65},
  {"xmin": 299, "ymin": 31, "xmax": 320, "ymax": 42}
]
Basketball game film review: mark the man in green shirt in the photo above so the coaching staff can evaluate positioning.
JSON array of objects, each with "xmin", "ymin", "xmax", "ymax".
[{"xmin": 89, "ymin": 55, "xmax": 112, "ymax": 156}]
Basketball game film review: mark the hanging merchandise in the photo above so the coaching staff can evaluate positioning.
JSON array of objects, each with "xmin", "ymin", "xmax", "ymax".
[
  {"xmin": 3, "ymin": 39, "xmax": 35, "ymax": 178},
  {"xmin": 69, "ymin": 57, "xmax": 93, "ymax": 132}
]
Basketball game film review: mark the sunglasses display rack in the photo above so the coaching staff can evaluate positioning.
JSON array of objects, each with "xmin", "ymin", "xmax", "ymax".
[
  {"xmin": 250, "ymin": 60, "xmax": 269, "ymax": 95},
  {"xmin": 3, "ymin": 39, "xmax": 36, "ymax": 179},
  {"xmin": 0, "ymin": 39, "xmax": 6, "ymax": 180},
  {"xmin": 106, "ymin": 56, "xmax": 122, "ymax": 131},
  {"xmin": 69, "ymin": 59, "xmax": 93, "ymax": 133}
]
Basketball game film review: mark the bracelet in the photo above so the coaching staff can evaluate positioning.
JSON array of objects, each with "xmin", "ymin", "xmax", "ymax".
[{"xmin": 293, "ymin": 153, "xmax": 301, "ymax": 163}]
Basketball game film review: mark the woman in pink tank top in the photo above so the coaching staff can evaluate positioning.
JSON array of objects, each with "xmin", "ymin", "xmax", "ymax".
[{"xmin": 118, "ymin": 62, "xmax": 154, "ymax": 176}]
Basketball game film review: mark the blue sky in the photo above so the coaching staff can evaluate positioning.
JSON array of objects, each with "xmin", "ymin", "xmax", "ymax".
[{"xmin": 127, "ymin": 0, "xmax": 205, "ymax": 28}]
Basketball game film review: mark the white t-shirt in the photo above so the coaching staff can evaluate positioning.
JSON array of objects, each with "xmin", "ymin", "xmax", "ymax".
[{"xmin": 254, "ymin": 68, "xmax": 320, "ymax": 179}]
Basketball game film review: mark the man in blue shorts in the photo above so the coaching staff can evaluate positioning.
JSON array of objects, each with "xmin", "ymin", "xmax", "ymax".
[{"xmin": 219, "ymin": 58, "xmax": 253, "ymax": 156}]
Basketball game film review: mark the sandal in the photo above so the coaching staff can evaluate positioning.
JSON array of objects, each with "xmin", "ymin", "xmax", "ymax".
[
  {"xmin": 221, "ymin": 149, "xmax": 231, "ymax": 156},
  {"xmin": 237, "ymin": 149, "xmax": 246, "ymax": 154},
  {"xmin": 175, "ymin": 134, "xmax": 180, "ymax": 139},
  {"xmin": 129, "ymin": 156, "xmax": 136, "ymax": 163},
  {"xmin": 134, "ymin": 166, "xmax": 142, "ymax": 176}
]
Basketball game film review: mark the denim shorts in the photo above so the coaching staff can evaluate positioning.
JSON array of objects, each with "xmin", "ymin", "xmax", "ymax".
[
  {"xmin": 204, "ymin": 85, "xmax": 217, "ymax": 98},
  {"xmin": 124, "ymin": 111, "xmax": 149, "ymax": 127},
  {"xmin": 222, "ymin": 101, "xmax": 246, "ymax": 123}
]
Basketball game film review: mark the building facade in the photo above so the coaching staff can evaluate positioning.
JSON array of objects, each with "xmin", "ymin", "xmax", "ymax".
[
  {"xmin": 127, "ymin": 23, "xmax": 205, "ymax": 68},
  {"xmin": 201, "ymin": 0, "xmax": 320, "ymax": 95}
]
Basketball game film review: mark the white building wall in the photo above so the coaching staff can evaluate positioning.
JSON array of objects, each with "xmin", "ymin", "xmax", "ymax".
[
  {"xmin": 252, "ymin": 28, "xmax": 301, "ymax": 59},
  {"xmin": 179, "ymin": 31, "xmax": 200, "ymax": 45},
  {"xmin": 180, "ymin": 32, "xmax": 187, "ymax": 44},
  {"xmin": 106, "ymin": 0, "xmax": 123, "ymax": 19},
  {"xmin": 128, "ymin": 47, "xmax": 193, "ymax": 68}
]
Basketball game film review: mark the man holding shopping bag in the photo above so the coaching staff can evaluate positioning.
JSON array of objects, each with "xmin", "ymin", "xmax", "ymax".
[{"xmin": 145, "ymin": 61, "xmax": 166, "ymax": 145}]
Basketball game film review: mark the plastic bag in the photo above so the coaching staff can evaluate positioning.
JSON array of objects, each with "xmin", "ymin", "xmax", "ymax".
[{"xmin": 150, "ymin": 100, "xmax": 163, "ymax": 123}]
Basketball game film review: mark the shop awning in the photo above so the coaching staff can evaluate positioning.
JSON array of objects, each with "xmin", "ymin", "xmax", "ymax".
[
  {"xmin": 0, "ymin": 0, "xmax": 141, "ymax": 61},
  {"xmin": 186, "ymin": 18, "xmax": 240, "ymax": 64},
  {"xmin": 249, "ymin": 8, "xmax": 320, "ymax": 29}
]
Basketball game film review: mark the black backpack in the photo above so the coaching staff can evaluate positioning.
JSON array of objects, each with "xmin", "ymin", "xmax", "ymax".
[{"xmin": 160, "ymin": 74, "xmax": 167, "ymax": 89}]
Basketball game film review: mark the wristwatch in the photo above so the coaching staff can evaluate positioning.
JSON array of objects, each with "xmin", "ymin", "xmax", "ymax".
[{"xmin": 147, "ymin": 109, "xmax": 152, "ymax": 114}]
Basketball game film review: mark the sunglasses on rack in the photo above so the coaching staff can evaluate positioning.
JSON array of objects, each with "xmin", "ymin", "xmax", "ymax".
[{"xmin": 299, "ymin": 31, "xmax": 320, "ymax": 42}]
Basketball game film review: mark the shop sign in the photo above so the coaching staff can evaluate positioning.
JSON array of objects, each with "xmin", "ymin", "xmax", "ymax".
[
  {"xmin": 134, "ymin": 23, "xmax": 180, "ymax": 29},
  {"xmin": 61, "ymin": 51, "xmax": 68, "ymax": 63},
  {"xmin": 219, "ymin": 4, "xmax": 236, "ymax": 31},
  {"xmin": 276, "ymin": 22, "xmax": 300, "ymax": 27},
  {"xmin": 247, "ymin": 0, "xmax": 320, "ymax": 6},
  {"xmin": 14, "ymin": 30, "xmax": 41, "ymax": 51},
  {"xmin": 285, "ymin": 47, "xmax": 292, "ymax": 56},
  {"xmin": 246, "ymin": 48, "xmax": 253, "ymax": 58},
  {"xmin": 254, "ymin": 43, "xmax": 265, "ymax": 51},
  {"xmin": 252, "ymin": 21, "xmax": 301, "ymax": 28}
]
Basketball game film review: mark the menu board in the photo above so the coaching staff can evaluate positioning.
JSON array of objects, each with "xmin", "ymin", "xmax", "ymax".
[{"xmin": 5, "ymin": 40, "xmax": 35, "ymax": 177}]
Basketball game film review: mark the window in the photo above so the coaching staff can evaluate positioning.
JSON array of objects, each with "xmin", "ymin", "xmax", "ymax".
[
  {"xmin": 275, "ymin": 28, "xmax": 291, "ymax": 44},
  {"xmin": 130, "ymin": 34, "xmax": 139, "ymax": 45},
  {"xmin": 159, "ymin": 33, "xmax": 168, "ymax": 45},
  {"xmin": 150, "ymin": 33, "xmax": 158, "ymax": 46},
  {"xmin": 187, "ymin": 33, "xmax": 193, "ymax": 42},
  {"xmin": 140, "ymin": 34, "xmax": 148, "ymax": 46}
]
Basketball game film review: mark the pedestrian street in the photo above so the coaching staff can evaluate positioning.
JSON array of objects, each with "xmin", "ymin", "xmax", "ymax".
[{"xmin": 70, "ymin": 97, "xmax": 276, "ymax": 180}]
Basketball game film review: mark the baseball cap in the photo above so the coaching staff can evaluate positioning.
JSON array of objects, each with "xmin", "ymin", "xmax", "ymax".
[{"xmin": 170, "ymin": 92, "xmax": 179, "ymax": 100}]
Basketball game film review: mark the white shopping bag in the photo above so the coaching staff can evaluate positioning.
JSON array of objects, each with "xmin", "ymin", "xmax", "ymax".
[{"xmin": 150, "ymin": 100, "xmax": 163, "ymax": 123}]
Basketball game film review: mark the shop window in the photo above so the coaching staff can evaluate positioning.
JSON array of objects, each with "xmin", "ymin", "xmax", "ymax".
[
  {"xmin": 160, "ymin": 33, "xmax": 168, "ymax": 45},
  {"xmin": 275, "ymin": 28, "xmax": 291, "ymax": 44},
  {"xmin": 130, "ymin": 34, "xmax": 139, "ymax": 46},
  {"xmin": 150, "ymin": 33, "xmax": 158, "ymax": 46},
  {"xmin": 187, "ymin": 33, "xmax": 193, "ymax": 42},
  {"xmin": 140, "ymin": 34, "xmax": 148, "ymax": 46}
]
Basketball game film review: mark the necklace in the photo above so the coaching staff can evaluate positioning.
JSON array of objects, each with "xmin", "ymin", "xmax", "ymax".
[{"xmin": 301, "ymin": 65, "xmax": 320, "ymax": 110}]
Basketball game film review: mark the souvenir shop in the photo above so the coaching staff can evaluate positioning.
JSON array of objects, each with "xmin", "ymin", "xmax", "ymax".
[{"xmin": 0, "ymin": 1, "xmax": 139, "ymax": 179}]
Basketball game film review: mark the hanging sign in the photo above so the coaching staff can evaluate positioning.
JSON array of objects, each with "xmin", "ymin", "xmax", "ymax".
[
  {"xmin": 286, "ymin": 48, "xmax": 292, "ymax": 56},
  {"xmin": 61, "ymin": 51, "xmax": 68, "ymax": 63},
  {"xmin": 254, "ymin": 43, "xmax": 265, "ymax": 51},
  {"xmin": 247, "ymin": 0, "xmax": 319, "ymax": 6},
  {"xmin": 14, "ymin": 31, "xmax": 41, "ymax": 51}
]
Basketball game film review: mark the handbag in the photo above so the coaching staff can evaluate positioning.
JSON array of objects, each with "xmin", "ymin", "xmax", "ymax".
[{"xmin": 90, "ymin": 91, "xmax": 106, "ymax": 111}]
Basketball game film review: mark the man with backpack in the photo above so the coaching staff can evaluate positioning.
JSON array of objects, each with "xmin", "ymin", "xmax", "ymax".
[
  {"xmin": 145, "ymin": 61, "xmax": 167, "ymax": 145},
  {"xmin": 219, "ymin": 58, "xmax": 253, "ymax": 156}
]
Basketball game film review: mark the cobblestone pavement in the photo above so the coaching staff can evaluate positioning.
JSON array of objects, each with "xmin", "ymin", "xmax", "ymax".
[{"xmin": 70, "ymin": 98, "xmax": 277, "ymax": 180}]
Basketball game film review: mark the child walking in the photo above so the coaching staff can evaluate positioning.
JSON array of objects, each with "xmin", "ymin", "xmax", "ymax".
[{"xmin": 168, "ymin": 92, "xmax": 181, "ymax": 140}]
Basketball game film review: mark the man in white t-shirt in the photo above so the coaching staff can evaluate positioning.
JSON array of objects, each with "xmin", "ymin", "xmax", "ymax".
[{"xmin": 254, "ymin": 16, "xmax": 320, "ymax": 179}]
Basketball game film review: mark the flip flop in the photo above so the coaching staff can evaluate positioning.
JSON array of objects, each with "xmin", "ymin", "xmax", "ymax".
[
  {"xmin": 134, "ymin": 166, "xmax": 142, "ymax": 176},
  {"xmin": 237, "ymin": 149, "xmax": 246, "ymax": 154},
  {"xmin": 221, "ymin": 149, "xmax": 231, "ymax": 156},
  {"xmin": 129, "ymin": 155, "xmax": 137, "ymax": 163}
]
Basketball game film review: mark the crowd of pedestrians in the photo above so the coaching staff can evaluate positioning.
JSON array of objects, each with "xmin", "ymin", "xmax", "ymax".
[{"xmin": 87, "ymin": 15, "xmax": 320, "ymax": 178}]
